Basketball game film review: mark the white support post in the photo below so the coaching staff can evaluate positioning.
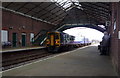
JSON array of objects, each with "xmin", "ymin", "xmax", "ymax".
[{"xmin": 118, "ymin": 31, "xmax": 120, "ymax": 39}]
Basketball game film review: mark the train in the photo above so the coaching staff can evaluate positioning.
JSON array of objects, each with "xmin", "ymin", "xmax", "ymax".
[
  {"xmin": 46, "ymin": 31, "xmax": 91, "ymax": 52},
  {"xmin": 46, "ymin": 31, "xmax": 75, "ymax": 52}
]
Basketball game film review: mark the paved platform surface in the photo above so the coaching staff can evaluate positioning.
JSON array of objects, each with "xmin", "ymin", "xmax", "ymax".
[{"xmin": 2, "ymin": 44, "xmax": 118, "ymax": 76}]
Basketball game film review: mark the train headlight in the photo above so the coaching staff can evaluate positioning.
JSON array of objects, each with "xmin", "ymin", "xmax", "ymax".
[
  {"xmin": 55, "ymin": 40, "xmax": 60, "ymax": 45},
  {"xmin": 56, "ymin": 41, "xmax": 59, "ymax": 44}
]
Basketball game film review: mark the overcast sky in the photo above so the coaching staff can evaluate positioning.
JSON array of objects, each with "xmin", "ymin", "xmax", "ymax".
[{"xmin": 63, "ymin": 27, "xmax": 104, "ymax": 41}]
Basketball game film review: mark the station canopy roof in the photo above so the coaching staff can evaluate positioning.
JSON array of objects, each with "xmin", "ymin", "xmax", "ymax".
[{"xmin": 2, "ymin": 1, "xmax": 111, "ymax": 30}]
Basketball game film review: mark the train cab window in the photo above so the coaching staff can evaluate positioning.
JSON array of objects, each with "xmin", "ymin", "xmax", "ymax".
[{"xmin": 55, "ymin": 34, "xmax": 59, "ymax": 39}]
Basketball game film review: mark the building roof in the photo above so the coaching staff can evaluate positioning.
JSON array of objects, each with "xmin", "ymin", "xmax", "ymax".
[{"xmin": 2, "ymin": 1, "xmax": 111, "ymax": 31}]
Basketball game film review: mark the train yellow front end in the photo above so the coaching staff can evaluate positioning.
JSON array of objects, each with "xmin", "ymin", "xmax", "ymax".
[{"xmin": 46, "ymin": 31, "xmax": 61, "ymax": 52}]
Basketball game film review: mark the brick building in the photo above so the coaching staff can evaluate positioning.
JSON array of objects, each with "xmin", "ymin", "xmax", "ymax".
[{"xmin": 2, "ymin": 10, "xmax": 54, "ymax": 47}]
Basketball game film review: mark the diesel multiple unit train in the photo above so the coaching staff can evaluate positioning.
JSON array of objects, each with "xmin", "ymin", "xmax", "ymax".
[
  {"xmin": 46, "ymin": 31, "xmax": 91, "ymax": 52},
  {"xmin": 46, "ymin": 31, "xmax": 75, "ymax": 52}
]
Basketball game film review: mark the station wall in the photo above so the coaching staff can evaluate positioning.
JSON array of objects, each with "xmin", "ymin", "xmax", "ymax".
[
  {"xmin": 2, "ymin": 10, "xmax": 55, "ymax": 47},
  {"xmin": 109, "ymin": 2, "xmax": 120, "ymax": 75},
  {"xmin": 118, "ymin": 2, "xmax": 120, "ymax": 75}
]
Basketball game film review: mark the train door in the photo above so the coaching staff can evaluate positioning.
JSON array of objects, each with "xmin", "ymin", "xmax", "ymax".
[
  {"xmin": 50, "ymin": 34, "xmax": 55, "ymax": 46},
  {"xmin": 12, "ymin": 33, "xmax": 17, "ymax": 47},
  {"xmin": 22, "ymin": 33, "xmax": 26, "ymax": 47}
]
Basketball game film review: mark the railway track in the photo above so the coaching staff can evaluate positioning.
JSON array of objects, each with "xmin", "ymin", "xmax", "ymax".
[{"xmin": 2, "ymin": 48, "xmax": 54, "ymax": 71}]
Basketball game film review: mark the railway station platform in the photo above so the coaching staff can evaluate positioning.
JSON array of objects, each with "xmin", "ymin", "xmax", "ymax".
[
  {"xmin": 1, "ymin": 46, "xmax": 45, "ymax": 53},
  {"xmin": 2, "ymin": 44, "xmax": 118, "ymax": 76}
]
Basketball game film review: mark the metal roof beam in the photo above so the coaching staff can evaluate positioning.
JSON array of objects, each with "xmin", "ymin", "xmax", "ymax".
[
  {"xmin": 84, "ymin": 10, "xmax": 107, "ymax": 22},
  {"xmin": 45, "ymin": 11, "xmax": 66, "ymax": 22},
  {"xmin": 52, "ymin": 18, "xmax": 63, "ymax": 24},
  {"xmin": 50, "ymin": 14, "xmax": 66, "ymax": 23},
  {"xmin": 81, "ymin": 5, "xmax": 109, "ymax": 18},
  {"xmin": 53, "ymin": 19, "xmax": 64, "ymax": 25},
  {"xmin": 4, "ymin": 2, "xmax": 13, "ymax": 8},
  {"xmin": 37, "ymin": 10, "xmax": 59, "ymax": 21},
  {"xmin": 83, "ymin": 3, "xmax": 110, "ymax": 12},
  {"xmin": 15, "ymin": 3, "xmax": 29, "ymax": 11},
  {"xmin": 31, "ymin": 2, "xmax": 54, "ymax": 17},
  {"xmin": 97, "ymin": 2, "xmax": 110, "ymax": 8},
  {"xmin": 84, "ymin": 2, "xmax": 110, "ymax": 11},
  {"xmin": 81, "ymin": 9, "xmax": 106, "ymax": 23},
  {"xmin": 38, "ymin": 4, "xmax": 62, "ymax": 18},
  {"xmin": 24, "ymin": 2, "xmax": 43, "ymax": 14},
  {"xmin": 83, "ymin": 10, "xmax": 108, "ymax": 19},
  {"xmin": 40, "ymin": 7, "xmax": 66, "ymax": 21},
  {"xmin": 85, "ymin": 9, "xmax": 108, "ymax": 20},
  {"xmin": 81, "ymin": 3, "xmax": 109, "ymax": 16}
]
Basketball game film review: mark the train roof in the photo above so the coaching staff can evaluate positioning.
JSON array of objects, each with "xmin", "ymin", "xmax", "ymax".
[{"xmin": 47, "ymin": 31, "xmax": 75, "ymax": 37}]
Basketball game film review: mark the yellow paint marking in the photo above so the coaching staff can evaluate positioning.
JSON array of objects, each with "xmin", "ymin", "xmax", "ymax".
[{"xmin": 51, "ymin": 35, "xmax": 54, "ymax": 46}]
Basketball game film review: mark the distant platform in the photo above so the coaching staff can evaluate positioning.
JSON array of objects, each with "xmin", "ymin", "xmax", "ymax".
[{"xmin": 1, "ymin": 46, "xmax": 45, "ymax": 53}]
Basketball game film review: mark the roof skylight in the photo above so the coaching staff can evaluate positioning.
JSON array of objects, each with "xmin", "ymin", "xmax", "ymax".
[{"xmin": 51, "ymin": 0, "xmax": 82, "ymax": 11}]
